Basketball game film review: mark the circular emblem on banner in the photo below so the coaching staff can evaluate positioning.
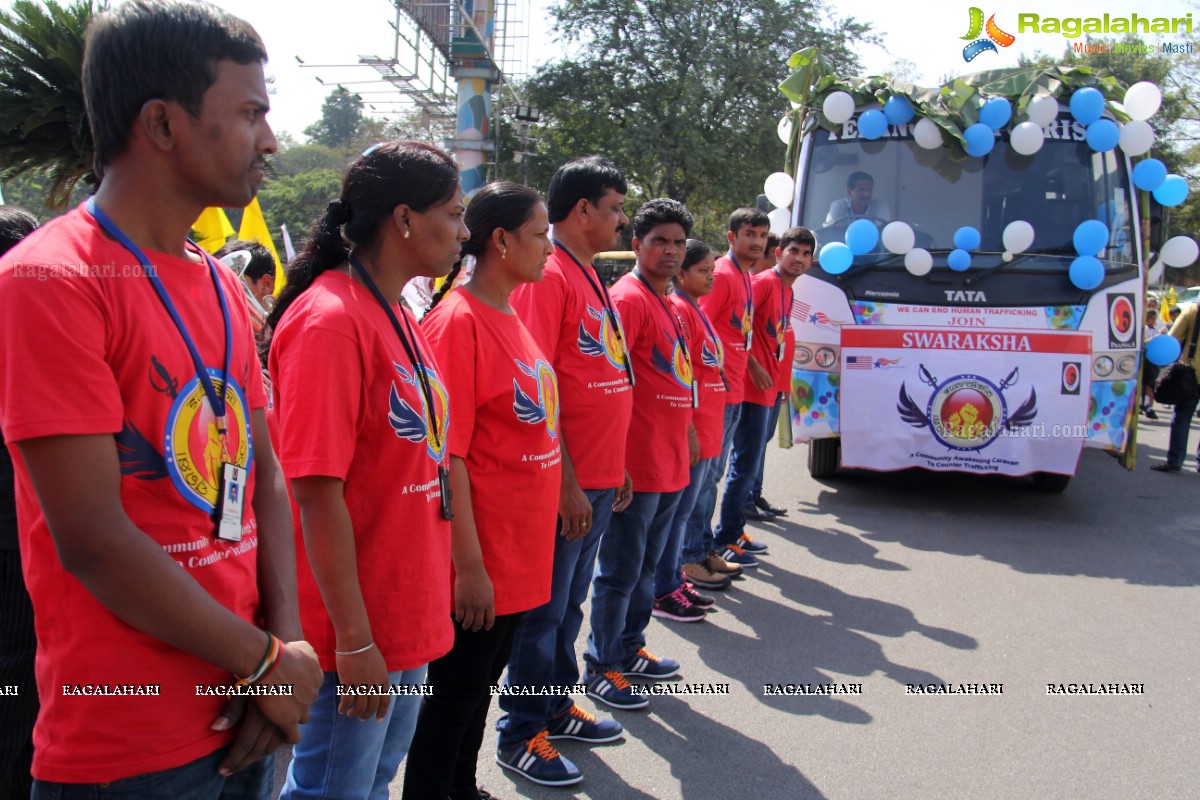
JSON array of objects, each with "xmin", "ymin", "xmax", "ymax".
[
  {"xmin": 165, "ymin": 370, "xmax": 253, "ymax": 513},
  {"xmin": 927, "ymin": 374, "xmax": 1006, "ymax": 451},
  {"xmin": 536, "ymin": 360, "xmax": 560, "ymax": 439},
  {"xmin": 1062, "ymin": 363, "xmax": 1081, "ymax": 393},
  {"xmin": 1110, "ymin": 296, "xmax": 1135, "ymax": 343}
]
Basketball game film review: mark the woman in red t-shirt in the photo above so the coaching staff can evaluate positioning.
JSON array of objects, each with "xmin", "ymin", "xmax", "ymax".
[
  {"xmin": 402, "ymin": 182, "xmax": 565, "ymax": 800},
  {"xmin": 268, "ymin": 141, "xmax": 469, "ymax": 800}
]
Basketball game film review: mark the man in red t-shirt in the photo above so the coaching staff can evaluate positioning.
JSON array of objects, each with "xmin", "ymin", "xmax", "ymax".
[
  {"xmin": 714, "ymin": 227, "xmax": 815, "ymax": 559},
  {"xmin": 584, "ymin": 198, "xmax": 697, "ymax": 710},
  {"xmin": 696, "ymin": 208, "xmax": 770, "ymax": 567},
  {"xmin": 0, "ymin": 3, "xmax": 321, "ymax": 795},
  {"xmin": 501, "ymin": 157, "xmax": 634, "ymax": 786}
]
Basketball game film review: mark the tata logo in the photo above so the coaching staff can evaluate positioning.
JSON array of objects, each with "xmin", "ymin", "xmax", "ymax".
[{"xmin": 945, "ymin": 290, "xmax": 987, "ymax": 302}]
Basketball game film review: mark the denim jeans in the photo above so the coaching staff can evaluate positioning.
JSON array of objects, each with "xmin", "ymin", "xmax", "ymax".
[
  {"xmin": 682, "ymin": 403, "xmax": 741, "ymax": 563},
  {"xmin": 750, "ymin": 393, "xmax": 784, "ymax": 503},
  {"xmin": 1165, "ymin": 393, "xmax": 1200, "ymax": 466},
  {"xmin": 497, "ymin": 487, "xmax": 615, "ymax": 749},
  {"xmin": 280, "ymin": 667, "xmax": 427, "ymax": 800},
  {"xmin": 654, "ymin": 456, "xmax": 715, "ymax": 597},
  {"xmin": 33, "ymin": 747, "xmax": 272, "ymax": 800},
  {"xmin": 585, "ymin": 489, "xmax": 683, "ymax": 674},
  {"xmin": 715, "ymin": 402, "xmax": 774, "ymax": 548}
]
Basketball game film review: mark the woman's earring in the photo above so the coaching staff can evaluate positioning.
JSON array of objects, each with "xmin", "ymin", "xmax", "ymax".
[
  {"xmin": 404, "ymin": 229, "xmax": 411, "ymax": 239},
  {"xmin": 501, "ymin": 247, "xmax": 508, "ymax": 260}
]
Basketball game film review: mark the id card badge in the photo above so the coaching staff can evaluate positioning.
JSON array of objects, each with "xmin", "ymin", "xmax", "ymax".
[
  {"xmin": 745, "ymin": 329, "xmax": 753, "ymax": 351},
  {"xmin": 623, "ymin": 344, "xmax": 636, "ymax": 387},
  {"xmin": 438, "ymin": 464, "xmax": 454, "ymax": 521},
  {"xmin": 690, "ymin": 379, "xmax": 700, "ymax": 409},
  {"xmin": 215, "ymin": 463, "xmax": 247, "ymax": 542},
  {"xmin": 777, "ymin": 341, "xmax": 786, "ymax": 362}
]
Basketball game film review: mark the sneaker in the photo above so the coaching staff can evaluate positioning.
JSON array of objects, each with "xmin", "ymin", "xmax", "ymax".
[
  {"xmin": 546, "ymin": 703, "xmax": 624, "ymax": 743},
  {"xmin": 705, "ymin": 550, "xmax": 743, "ymax": 577},
  {"xmin": 680, "ymin": 578, "xmax": 716, "ymax": 608},
  {"xmin": 719, "ymin": 542, "xmax": 759, "ymax": 568},
  {"xmin": 622, "ymin": 648, "xmax": 680, "ymax": 680},
  {"xmin": 755, "ymin": 496, "xmax": 788, "ymax": 516},
  {"xmin": 681, "ymin": 560, "xmax": 732, "ymax": 590},
  {"xmin": 652, "ymin": 586, "xmax": 706, "ymax": 623},
  {"xmin": 1146, "ymin": 408, "xmax": 1159, "ymax": 419},
  {"xmin": 586, "ymin": 670, "xmax": 649, "ymax": 709},
  {"xmin": 737, "ymin": 533, "xmax": 769, "ymax": 554},
  {"xmin": 1151, "ymin": 462, "xmax": 1181, "ymax": 473},
  {"xmin": 742, "ymin": 502, "xmax": 775, "ymax": 521},
  {"xmin": 495, "ymin": 730, "xmax": 582, "ymax": 787}
]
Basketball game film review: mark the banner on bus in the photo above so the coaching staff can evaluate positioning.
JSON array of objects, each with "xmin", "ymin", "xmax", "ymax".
[{"xmin": 840, "ymin": 326, "xmax": 1092, "ymax": 476}]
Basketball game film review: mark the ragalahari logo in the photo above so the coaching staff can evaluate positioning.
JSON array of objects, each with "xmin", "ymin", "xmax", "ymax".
[{"xmin": 961, "ymin": 8, "xmax": 1016, "ymax": 62}]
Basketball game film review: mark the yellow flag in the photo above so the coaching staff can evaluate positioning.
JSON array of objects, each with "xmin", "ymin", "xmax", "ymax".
[
  {"xmin": 238, "ymin": 197, "xmax": 285, "ymax": 293},
  {"xmin": 192, "ymin": 207, "xmax": 234, "ymax": 254}
]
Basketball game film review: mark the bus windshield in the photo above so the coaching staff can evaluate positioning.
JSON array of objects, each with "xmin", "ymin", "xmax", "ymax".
[{"xmin": 797, "ymin": 121, "xmax": 1136, "ymax": 271}]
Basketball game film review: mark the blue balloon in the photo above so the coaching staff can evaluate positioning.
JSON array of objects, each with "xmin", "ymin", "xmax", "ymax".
[
  {"xmin": 953, "ymin": 226, "xmax": 982, "ymax": 251},
  {"xmin": 1069, "ymin": 87, "xmax": 1105, "ymax": 124},
  {"xmin": 1132, "ymin": 158, "xmax": 1168, "ymax": 191},
  {"xmin": 1069, "ymin": 255, "xmax": 1104, "ymax": 290},
  {"xmin": 1146, "ymin": 334, "xmax": 1182, "ymax": 367},
  {"xmin": 858, "ymin": 109, "xmax": 888, "ymax": 140},
  {"xmin": 963, "ymin": 123, "xmax": 994, "ymax": 156},
  {"xmin": 820, "ymin": 242, "xmax": 854, "ymax": 274},
  {"xmin": 979, "ymin": 97, "xmax": 1012, "ymax": 130},
  {"xmin": 947, "ymin": 249, "xmax": 971, "ymax": 271},
  {"xmin": 1153, "ymin": 174, "xmax": 1190, "ymax": 207},
  {"xmin": 845, "ymin": 219, "xmax": 879, "ymax": 255},
  {"xmin": 1073, "ymin": 219, "xmax": 1109, "ymax": 256},
  {"xmin": 1085, "ymin": 119, "xmax": 1120, "ymax": 152},
  {"xmin": 884, "ymin": 95, "xmax": 915, "ymax": 125}
]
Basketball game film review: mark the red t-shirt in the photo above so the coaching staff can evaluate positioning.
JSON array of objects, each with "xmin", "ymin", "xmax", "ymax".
[
  {"xmin": 610, "ymin": 273, "xmax": 691, "ymax": 493},
  {"xmin": 0, "ymin": 205, "xmax": 267, "ymax": 783},
  {"xmin": 743, "ymin": 269, "xmax": 795, "ymax": 407},
  {"xmin": 422, "ymin": 289, "xmax": 560, "ymax": 616},
  {"xmin": 699, "ymin": 255, "xmax": 753, "ymax": 405},
  {"xmin": 511, "ymin": 246, "xmax": 633, "ymax": 490},
  {"xmin": 270, "ymin": 271, "xmax": 452, "ymax": 672},
  {"xmin": 671, "ymin": 293, "xmax": 726, "ymax": 459}
]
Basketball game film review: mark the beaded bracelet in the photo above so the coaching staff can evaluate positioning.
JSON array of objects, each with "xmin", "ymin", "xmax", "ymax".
[{"xmin": 236, "ymin": 632, "xmax": 282, "ymax": 686}]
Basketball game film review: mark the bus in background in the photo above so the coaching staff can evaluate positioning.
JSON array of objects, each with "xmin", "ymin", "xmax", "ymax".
[
  {"xmin": 594, "ymin": 250, "xmax": 637, "ymax": 286},
  {"xmin": 783, "ymin": 69, "xmax": 1143, "ymax": 492}
]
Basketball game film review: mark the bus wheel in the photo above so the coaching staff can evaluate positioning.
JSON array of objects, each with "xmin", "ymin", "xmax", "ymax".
[
  {"xmin": 809, "ymin": 438, "xmax": 840, "ymax": 479},
  {"xmin": 1031, "ymin": 472, "xmax": 1071, "ymax": 493}
]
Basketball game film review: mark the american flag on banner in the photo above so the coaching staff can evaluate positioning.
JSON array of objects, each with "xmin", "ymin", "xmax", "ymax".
[
  {"xmin": 845, "ymin": 355, "xmax": 874, "ymax": 370},
  {"xmin": 793, "ymin": 300, "xmax": 811, "ymax": 319}
]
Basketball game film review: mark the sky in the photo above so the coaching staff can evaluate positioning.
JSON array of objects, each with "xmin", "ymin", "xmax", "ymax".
[{"xmin": 3, "ymin": 0, "xmax": 1196, "ymax": 138}]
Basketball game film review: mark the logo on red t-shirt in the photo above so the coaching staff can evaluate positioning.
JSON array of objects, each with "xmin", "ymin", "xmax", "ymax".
[
  {"xmin": 651, "ymin": 339, "xmax": 694, "ymax": 391},
  {"xmin": 577, "ymin": 305, "xmax": 629, "ymax": 371},
  {"xmin": 512, "ymin": 359, "xmax": 560, "ymax": 439},
  {"xmin": 701, "ymin": 337, "xmax": 723, "ymax": 369},
  {"xmin": 161, "ymin": 368, "xmax": 253, "ymax": 513},
  {"xmin": 389, "ymin": 363, "xmax": 450, "ymax": 464}
]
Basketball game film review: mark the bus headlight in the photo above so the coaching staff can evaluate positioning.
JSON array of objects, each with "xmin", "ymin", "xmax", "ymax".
[
  {"xmin": 1094, "ymin": 356, "xmax": 1114, "ymax": 378},
  {"xmin": 1117, "ymin": 356, "xmax": 1136, "ymax": 376},
  {"xmin": 795, "ymin": 346, "xmax": 813, "ymax": 365},
  {"xmin": 815, "ymin": 347, "xmax": 837, "ymax": 369}
]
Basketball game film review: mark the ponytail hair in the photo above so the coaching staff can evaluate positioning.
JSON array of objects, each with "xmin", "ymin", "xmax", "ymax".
[
  {"xmin": 266, "ymin": 140, "xmax": 460, "ymax": 343},
  {"xmin": 425, "ymin": 181, "xmax": 544, "ymax": 315}
]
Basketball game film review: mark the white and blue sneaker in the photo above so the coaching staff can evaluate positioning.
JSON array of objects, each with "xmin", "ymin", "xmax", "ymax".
[{"xmin": 495, "ymin": 730, "xmax": 582, "ymax": 787}]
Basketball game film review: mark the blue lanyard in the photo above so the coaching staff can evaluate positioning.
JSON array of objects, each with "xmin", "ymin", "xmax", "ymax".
[
  {"xmin": 773, "ymin": 267, "xmax": 793, "ymax": 335},
  {"xmin": 728, "ymin": 253, "xmax": 754, "ymax": 317},
  {"xmin": 86, "ymin": 198, "xmax": 233, "ymax": 438},
  {"xmin": 552, "ymin": 240, "xmax": 635, "ymax": 387},
  {"xmin": 677, "ymin": 290, "xmax": 728, "ymax": 391},
  {"xmin": 633, "ymin": 270, "xmax": 697, "ymax": 407}
]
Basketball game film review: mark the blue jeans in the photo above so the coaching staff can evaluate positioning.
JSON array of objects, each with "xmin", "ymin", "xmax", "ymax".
[
  {"xmin": 33, "ymin": 747, "xmax": 272, "ymax": 799},
  {"xmin": 750, "ymin": 393, "xmax": 784, "ymax": 503},
  {"xmin": 1165, "ymin": 393, "xmax": 1200, "ymax": 466},
  {"xmin": 715, "ymin": 402, "xmax": 773, "ymax": 548},
  {"xmin": 585, "ymin": 489, "xmax": 683, "ymax": 674},
  {"xmin": 654, "ymin": 456, "xmax": 715, "ymax": 596},
  {"xmin": 281, "ymin": 667, "xmax": 426, "ymax": 800},
  {"xmin": 683, "ymin": 403, "xmax": 741, "ymax": 562},
  {"xmin": 497, "ymin": 488, "xmax": 615, "ymax": 749}
]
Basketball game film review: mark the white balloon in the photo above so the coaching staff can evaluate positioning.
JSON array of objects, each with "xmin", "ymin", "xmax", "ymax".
[
  {"xmin": 1002, "ymin": 251, "xmax": 1014, "ymax": 262},
  {"xmin": 905, "ymin": 248, "xmax": 933, "ymax": 276},
  {"xmin": 767, "ymin": 207, "xmax": 791, "ymax": 236},
  {"xmin": 1160, "ymin": 235, "xmax": 1199, "ymax": 268},
  {"xmin": 823, "ymin": 91, "xmax": 855, "ymax": 124},
  {"xmin": 763, "ymin": 172, "xmax": 795, "ymax": 209},
  {"xmin": 1148, "ymin": 259, "xmax": 1165, "ymax": 284},
  {"xmin": 913, "ymin": 118, "xmax": 942, "ymax": 149},
  {"xmin": 1118, "ymin": 120, "xmax": 1155, "ymax": 156},
  {"xmin": 1124, "ymin": 81, "xmax": 1163, "ymax": 121},
  {"xmin": 1002, "ymin": 220, "xmax": 1035, "ymax": 254},
  {"xmin": 880, "ymin": 221, "xmax": 915, "ymax": 254},
  {"xmin": 777, "ymin": 113, "xmax": 794, "ymax": 145},
  {"xmin": 1026, "ymin": 95, "xmax": 1059, "ymax": 127},
  {"xmin": 1010, "ymin": 121, "xmax": 1045, "ymax": 155}
]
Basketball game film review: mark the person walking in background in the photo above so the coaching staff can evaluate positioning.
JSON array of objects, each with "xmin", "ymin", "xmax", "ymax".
[
  {"xmin": 1150, "ymin": 301, "xmax": 1200, "ymax": 473},
  {"xmin": 269, "ymin": 141, "xmax": 469, "ymax": 800}
]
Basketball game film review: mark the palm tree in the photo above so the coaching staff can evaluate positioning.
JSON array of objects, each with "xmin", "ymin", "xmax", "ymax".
[{"xmin": 0, "ymin": 0, "xmax": 99, "ymax": 210}]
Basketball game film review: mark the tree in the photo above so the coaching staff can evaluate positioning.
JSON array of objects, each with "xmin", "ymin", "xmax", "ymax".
[
  {"xmin": 0, "ymin": 0, "xmax": 98, "ymax": 210},
  {"xmin": 304, "ymin": 86, "xmax": 367, "ymax": 149},
  {"xmin": 256, "ymin": 168, "xmax": 342, "ymax": 249},
  {"xmin": 521, "ymin": 0, "xmax": 874, "ymax": 241}
]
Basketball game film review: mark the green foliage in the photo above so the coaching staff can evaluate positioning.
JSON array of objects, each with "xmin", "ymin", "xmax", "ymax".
[
  {"xmin": 303, "ymin": 86, "xmax": 367, "ymax": 149},
  {"xmin": 256, "ymin": 168, "xmax": 342, "ymax": 249},
  {"xmin": 0, "ymin": 0, "xmax": 98, "ymax": 210},
  {"xmin": 521, "ymin": 0, "xmax": 874, "ymax": 245}
]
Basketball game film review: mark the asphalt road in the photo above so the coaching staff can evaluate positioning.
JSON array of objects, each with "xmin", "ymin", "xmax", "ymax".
[{"xmin": 279, "ymin": 406, "xmax": 1200, "ymax": 799}]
